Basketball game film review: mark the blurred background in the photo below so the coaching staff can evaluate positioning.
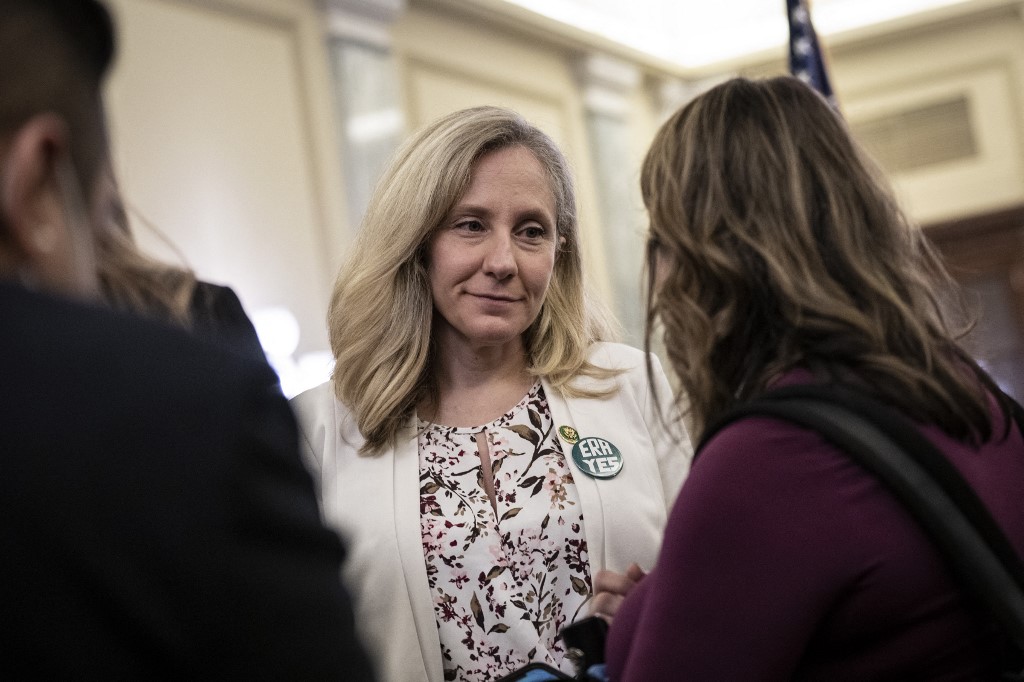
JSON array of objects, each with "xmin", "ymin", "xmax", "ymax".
[{"xmin": 101, "ymin": 0, "xmax": 1024, "ymax": 398}]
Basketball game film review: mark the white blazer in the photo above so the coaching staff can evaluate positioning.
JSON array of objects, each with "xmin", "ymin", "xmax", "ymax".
[{"xmin": 291, "ymin": 342, "xmax": 691, "ymax": 682}]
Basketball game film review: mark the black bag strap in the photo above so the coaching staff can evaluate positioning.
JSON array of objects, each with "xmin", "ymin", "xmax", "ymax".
[{"xmin": 699, "ymin": 384, "xmax": 1024, "ymax": 668}]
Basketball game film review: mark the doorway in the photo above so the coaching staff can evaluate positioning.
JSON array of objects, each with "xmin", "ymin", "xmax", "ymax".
[{"xmin": 926, "ymin": 205, "xmax": 1024, "ymax": 401}]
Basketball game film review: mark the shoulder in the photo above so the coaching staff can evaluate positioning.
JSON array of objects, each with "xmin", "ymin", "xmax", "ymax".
[
  {"xmin": 291, "ymin": 381, "xmax": 343, "ymax": 430},
  {"xmin": 582, "ymin": 342, "xmax": 666, "ymax": 398},
  {"xmin": 545, "ymin": 342, "xmax": 646, "ymax": 399},
  {"xmin": 290, "ymin": 381, "xmax": 365, "ymax": 464},
  {"xmin": 586, "ymin": 341, "xmax": 647, "ymax": 370},
  {"xmin": 128, "ymin": 307, "xmax": 274, "ymax": 405},
  {"xmin": 701, "ymin": 414, "xmax": 829, "ymax": 461},
  {"xmin": 189, "ymin": 281, "xmax": 266, "ymax": 364},
  {"xmin": 1, "ymin": 286, "xmax": 292, "ymax": 490},
  {"xmin": 692, "ymin": 414, "xmax": 858, "ymax": 508},
  {"xmin": 674, "ymin": 416, "xmax": 866, "ymax": 562},
  {"xmin": 192, "ymin": 280, "xmax": 239, "ymax": 305},
  {"xmin": 190, "ymin": 281, "xmax": 248, "ymax": 325},
  {"xmin": 539, "ymin": 342, "xmax": 662, "ymax": 403},
  {"xmin": 5, "ymin": 285, "xmax": 273, "ymax": 400}
]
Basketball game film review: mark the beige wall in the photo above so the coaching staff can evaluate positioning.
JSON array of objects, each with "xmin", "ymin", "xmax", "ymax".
[
  {"xmin": 842, "ymin": 13, "xmax": 1024, "ymax": 224},
  {"xmin": 102, "ymin": 0, "xmax": 1024, "ymax": 367},
  {"xmin": 104, "ymin": 0, "xmax": 348, "ymax": 359},
  {"xmin": 740, "ymin": 5, "xmax": 1024, "ymax": 225}
]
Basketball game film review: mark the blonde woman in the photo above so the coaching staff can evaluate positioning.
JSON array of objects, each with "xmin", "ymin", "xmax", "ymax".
[
  {"xmin": 606, "ymin": 76, "xmax": 1024, "ymax": 680},
  {"xmin": 292, "ymin": 106, "xmax": 690, "ymax": 682}
]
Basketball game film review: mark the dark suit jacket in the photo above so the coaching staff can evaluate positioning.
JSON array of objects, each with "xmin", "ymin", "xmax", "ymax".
[
  {"xmin": 189, "ymin": 281, "xmax": 267, "ymax": 365},
  {"xmin": 0, "ymin": 282, "xmax": 374, "ymax": 681}
]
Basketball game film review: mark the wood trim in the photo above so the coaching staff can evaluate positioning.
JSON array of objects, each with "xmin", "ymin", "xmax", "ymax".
[{"xmin": 925, "ymin": 203, "xmax": 1024, "ymax": 242}]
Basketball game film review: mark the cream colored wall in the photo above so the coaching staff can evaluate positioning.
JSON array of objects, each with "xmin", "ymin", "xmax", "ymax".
[
  {"xmin": 738, "ymin": 8, "xmax": 1024, "ymax": 225},
  {"xmin": 101, "ymin": 0, "xmax": 1024, "ymax": 369},
  {"xmin": 837, "ymin": 13, "xmax": 1024, "ymax": 224},
  {"xmin": 392, "ymin": 4, "xmax": 1024, "ymax": 231},
  {"xmin": 104, "ymin": 0, "xmax": 349, "ymax": 358}
]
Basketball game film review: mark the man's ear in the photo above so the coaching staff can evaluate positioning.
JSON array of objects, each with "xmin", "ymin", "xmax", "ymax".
[{"xmin": 0, "ymin": 113, "xmax": 70, "ymax": 262}]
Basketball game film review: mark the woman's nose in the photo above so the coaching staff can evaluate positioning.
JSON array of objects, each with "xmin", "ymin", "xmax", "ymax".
[{"xmin": 482, "ymin": 233, "xmax": 517, "ymax": 279}]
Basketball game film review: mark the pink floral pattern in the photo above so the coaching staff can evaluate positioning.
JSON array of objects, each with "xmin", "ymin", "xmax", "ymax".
[{"xmin": 418, "ymin": 383, "xmax": 591, "ymax": 682}]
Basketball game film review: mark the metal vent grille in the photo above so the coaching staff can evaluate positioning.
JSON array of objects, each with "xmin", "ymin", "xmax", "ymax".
[{"xmin": 851, "ymin": 96, "xmax": 977, "ymax": 173}]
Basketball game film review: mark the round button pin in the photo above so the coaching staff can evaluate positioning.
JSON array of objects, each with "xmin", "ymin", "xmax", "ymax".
[
  {"xmin": 570, "ymin": 436, "xmax": 623, "ymax": 479},
  {"xmin": 558, "ymin": 425, "xmax": 580, "ymax": 445}
]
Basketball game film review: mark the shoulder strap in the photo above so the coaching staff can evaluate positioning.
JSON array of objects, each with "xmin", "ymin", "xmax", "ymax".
[
  {"xmin": 699, "ymin": 385, "xmax": 1024, "ymax": 663},
  {"xmin": 1008, "ymin": 392, "xmax": 1024, "ymax": 439}
]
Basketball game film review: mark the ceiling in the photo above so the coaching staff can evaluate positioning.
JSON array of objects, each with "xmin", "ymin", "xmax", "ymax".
[{"xmin": 484, "ymin": 0, "xmax": 1012, "ymax": 71}]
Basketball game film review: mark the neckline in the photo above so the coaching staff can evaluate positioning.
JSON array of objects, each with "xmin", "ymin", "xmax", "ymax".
[{"xmin": 418, "ymin": 380, "xmax": 542, "ymax": 434}]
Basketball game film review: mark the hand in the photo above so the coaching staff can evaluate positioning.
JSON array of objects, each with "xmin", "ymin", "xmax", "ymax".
[{"xmin": 588, "ymin": 562, "xmax": 647, "ymax": 624}]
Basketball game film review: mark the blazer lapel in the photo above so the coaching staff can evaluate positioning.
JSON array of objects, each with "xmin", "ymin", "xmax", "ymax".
[
  {"xmin": 542, "ymin": 378, "xmax": 608, "ymax": 573},
  {"xmin": 393, "ymin": 423, "xmax": 444, "ymax": 682}
]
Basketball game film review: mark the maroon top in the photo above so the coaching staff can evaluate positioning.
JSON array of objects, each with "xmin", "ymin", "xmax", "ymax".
[{"xmin": 606, "ymin": 379, "xmax": 1024, "ymax": 681}]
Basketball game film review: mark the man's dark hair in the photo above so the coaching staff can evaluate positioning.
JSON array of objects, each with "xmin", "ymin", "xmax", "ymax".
[{"xmin": 0, "ymin": 0, "xmax": 117, "ymax": 188}]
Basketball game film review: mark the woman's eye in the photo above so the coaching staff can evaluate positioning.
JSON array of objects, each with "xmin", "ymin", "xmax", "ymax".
[
  {"xmin": 521, "ymin": 225, "xmax": 546, "ymax": 239},
  {"xmin": 456, "ymin": 220, "xmax": 484, "ymax": 232}
]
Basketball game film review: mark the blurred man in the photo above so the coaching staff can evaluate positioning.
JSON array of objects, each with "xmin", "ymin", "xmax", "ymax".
[{"xmin": 0, "ymin": 1, "xmax": 374, "ymax": 678}]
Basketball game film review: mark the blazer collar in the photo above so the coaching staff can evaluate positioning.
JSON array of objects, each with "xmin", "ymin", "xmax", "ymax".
[
  {"xmin": 541, "ymin": 377, "xmax": 608, "ymax": 572},
  {"xmin": 393, "ymin": 421, "xmax": 445, "ymax": 682}
]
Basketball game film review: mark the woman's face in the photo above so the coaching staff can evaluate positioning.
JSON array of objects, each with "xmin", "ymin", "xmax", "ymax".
[{"xmin": 427, "ymin": 145, "xmax": 559, "ymax": 353}]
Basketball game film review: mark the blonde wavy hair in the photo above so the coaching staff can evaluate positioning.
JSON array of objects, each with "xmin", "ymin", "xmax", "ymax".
[
  {"xmin": 642, "ymin": 76, "xmax": 1008, "ymax": 441},
  {"xmin": 330, "ymin": 106, "xmax": 617, "ymax": 455}
]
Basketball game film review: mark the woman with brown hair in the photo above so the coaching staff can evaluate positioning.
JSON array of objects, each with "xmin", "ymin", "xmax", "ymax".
[{"xmin": 605, "ymin": 76, "xmax": 1024, "ymax": 679}]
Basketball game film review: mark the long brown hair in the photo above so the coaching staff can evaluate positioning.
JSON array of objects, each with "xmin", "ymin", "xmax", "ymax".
[
  {"xmin": 95, "ymin": 167, "xmax": 197, "ymax": 325},
  {"xmin": 642, "ymin": 76, "xmax": 1007, "ymax": 440},
  {"xmin": 97, "ymin": 224, "xmax": 196, "ymax": 326}
]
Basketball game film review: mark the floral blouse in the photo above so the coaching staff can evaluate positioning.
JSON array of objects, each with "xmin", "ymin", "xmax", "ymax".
[{"xmin": 418, "ymin": 382, "xmax": 591, "ymax": 682}]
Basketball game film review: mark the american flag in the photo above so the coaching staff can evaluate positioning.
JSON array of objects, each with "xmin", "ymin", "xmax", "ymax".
[{"xmin": 786, "ymin": 0, "xmax": 839, "ymax": 109}]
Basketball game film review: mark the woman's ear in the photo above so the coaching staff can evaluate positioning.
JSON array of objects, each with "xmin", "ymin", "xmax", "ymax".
[
  {"xmin": 1, "ymin": 114, "xmax": 69, "ymax": 257},
  {"xmin": 0, "ymin": 113, "xmax": 99, "ymax": 297}
]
